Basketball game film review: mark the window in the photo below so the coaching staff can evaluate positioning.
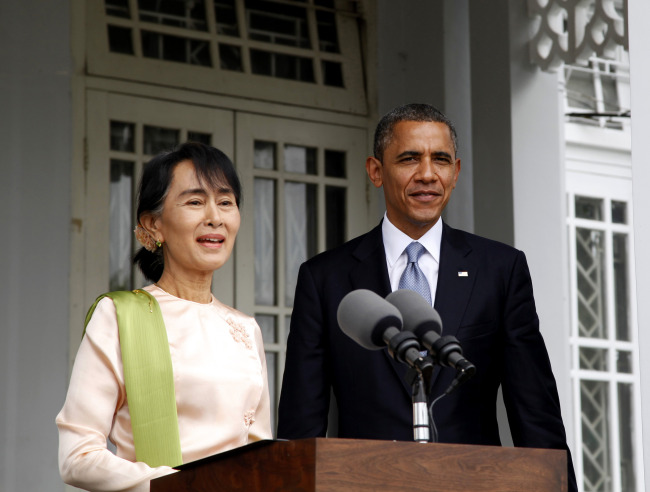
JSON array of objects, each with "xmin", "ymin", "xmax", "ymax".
[
  {"xmin": 88, "ymin": 0, "xmax": 366, "ymax": 113},
  {"xmin": 568, "ymin": 193, "xmax": 643, "ymax": 492},
  {"xmin": 234, "ymin": 113, "xmax": 367, "ymax": 429},
  {"xmin": 83, "ymin": 92, "xmax": 235, "ymax": 308},
  {"xmin": 107, "ymin": 120, "xmax": 212, "ymax": 291},
  {"xmin": 563, "ymin": 50, "xmax": 630, "ymax": 130}
]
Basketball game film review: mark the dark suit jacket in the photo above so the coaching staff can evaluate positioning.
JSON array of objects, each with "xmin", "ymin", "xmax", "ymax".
[{"xmin": 278, "ymin": 222, "xmax": 576, "ymax": 490}]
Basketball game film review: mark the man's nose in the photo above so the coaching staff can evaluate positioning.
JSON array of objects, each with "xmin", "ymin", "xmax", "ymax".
[{"xmin": 417, "ymin": 158, "xmax": 439, "ymax": 181}]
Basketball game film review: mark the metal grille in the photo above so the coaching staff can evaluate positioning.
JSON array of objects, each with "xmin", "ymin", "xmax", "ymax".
[{"xmin": 568, "ymin": 194, "xmax": 643, "ymax": 491}]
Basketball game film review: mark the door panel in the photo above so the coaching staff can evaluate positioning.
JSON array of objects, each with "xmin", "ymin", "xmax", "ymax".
[
  {"xmin": 235, "ymin": 112, "xmax": 367, "ymax": 427},
  {"xmin": 85, "ymin": 92, "xmax": 235, "ymax": 312}
]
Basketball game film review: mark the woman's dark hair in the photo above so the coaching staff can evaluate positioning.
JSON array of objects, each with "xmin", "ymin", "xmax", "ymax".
[{"xmin": 133, "ymin": 142, "xmax": 242, "ymax": 282}]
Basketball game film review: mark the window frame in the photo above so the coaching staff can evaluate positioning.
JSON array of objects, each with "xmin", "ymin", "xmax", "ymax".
[{"xmin": 87, "ymin": 0, "xmax": 366, "ymax": 114}]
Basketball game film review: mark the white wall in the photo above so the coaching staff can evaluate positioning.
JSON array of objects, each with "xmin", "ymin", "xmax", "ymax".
[
  {"xmin": 0, "ymin": 2, "xmax": 72, "ymax": 491},
  {"xmin": 465, "ymin": 0, "xmax": 574, "ymax": 448},
  {"xmin": 628, "ymin": 0, "xmax": 650, "ymax": 485},
  {"xmin": 507, "ymin": 0, "xmax": 574, "ymax": 449}
]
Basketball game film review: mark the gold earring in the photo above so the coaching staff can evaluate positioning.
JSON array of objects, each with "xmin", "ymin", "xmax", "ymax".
[{"xmin": 155, "ymin": 240, "xmax": 163, "ymax": 248}]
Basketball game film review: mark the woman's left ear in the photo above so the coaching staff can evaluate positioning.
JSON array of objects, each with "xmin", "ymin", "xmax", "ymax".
[{"xmin": 140, "ymin": 214, "xmax": 162, "ymax": 242}]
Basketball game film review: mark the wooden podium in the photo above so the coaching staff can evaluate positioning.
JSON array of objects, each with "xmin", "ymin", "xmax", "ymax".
[{"xmin": 151, "ymin": 438, "xmax": 567, "ymax": 492}]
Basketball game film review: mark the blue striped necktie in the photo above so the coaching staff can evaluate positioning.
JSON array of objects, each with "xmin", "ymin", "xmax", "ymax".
[{"xmin": 398, "ymin": 242, "xmax": 432, "ymax": 305}]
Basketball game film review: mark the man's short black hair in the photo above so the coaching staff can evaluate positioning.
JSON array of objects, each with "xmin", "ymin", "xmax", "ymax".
[{"xmin": 373, "ymin": 103, "xmax": 459, "ymax": 161}]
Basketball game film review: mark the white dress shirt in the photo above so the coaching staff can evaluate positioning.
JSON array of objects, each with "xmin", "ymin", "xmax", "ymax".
[{"xmin": 382, "ymin": 214, "xmax": 443, "ymax": 305}]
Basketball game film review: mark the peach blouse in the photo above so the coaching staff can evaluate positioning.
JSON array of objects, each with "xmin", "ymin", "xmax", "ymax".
[{"xmin": 56, "ymin": 284, "xmax": 272, "ymax": 492}]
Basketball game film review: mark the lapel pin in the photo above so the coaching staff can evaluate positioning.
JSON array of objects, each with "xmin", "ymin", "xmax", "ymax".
[{"xmin": 458, "ymin": 271, "xmax": 468, "ymax": 277}]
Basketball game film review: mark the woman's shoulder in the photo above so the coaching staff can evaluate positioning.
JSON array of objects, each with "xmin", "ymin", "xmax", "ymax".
[{"xmin": 211, "ymin": 297, "xmax": 257, "ymax": 325}]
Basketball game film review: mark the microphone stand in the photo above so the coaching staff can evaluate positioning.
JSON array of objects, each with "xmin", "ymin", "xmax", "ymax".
[
  {"xmin": 406, "ymin": 357, "xmax": 434, "ymax": 443},
  {"xmin": 384, "ymin": 330, "xmax": 435, "ymax": 443}
]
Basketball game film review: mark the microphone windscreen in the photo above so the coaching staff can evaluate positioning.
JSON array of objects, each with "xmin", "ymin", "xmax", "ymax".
[
  {"xmin": 385, "ymin": 289, "xmax": 443, "ymax": 337},
  {"xmin": 337, "ymin": 289, "xmax": 403, "ymax": 350}
]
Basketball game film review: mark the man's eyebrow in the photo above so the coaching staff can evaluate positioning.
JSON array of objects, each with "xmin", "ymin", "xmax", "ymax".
[
  {"xmin": 431, "ymin": 151, "xmax": 453, "ymax": 160},
  {"xmin": 396, "ymin": 150, "xmax": 422, "ymax": 159},
  {"xmin": 395, "ymin": 150, "xmax": 453, "ymax": 160}
]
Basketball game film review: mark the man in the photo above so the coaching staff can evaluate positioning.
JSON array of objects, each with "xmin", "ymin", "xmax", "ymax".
[{"xmin": 277, "ymin": 103, "xmax": 576, "ymax": 490}]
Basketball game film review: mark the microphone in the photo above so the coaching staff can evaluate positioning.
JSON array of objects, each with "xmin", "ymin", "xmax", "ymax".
[
  {"xmin": 385, "ymin": 289, "xmax": 476, "ymax": 392},
  {"xmin": 337, "ymin": 289, "xmax": 429, "ymax": 371}
]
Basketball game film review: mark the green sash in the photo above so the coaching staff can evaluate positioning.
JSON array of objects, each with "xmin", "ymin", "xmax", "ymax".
[{"xmin": 84, "ymin": 289, "xmax": 183, "ymax": 468}]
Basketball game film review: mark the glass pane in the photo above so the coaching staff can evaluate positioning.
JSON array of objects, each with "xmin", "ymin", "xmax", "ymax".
[
  {"xmin": 108, "ymin": 25, "xmax": 134, "ymax": 55},
  {"xmin": 284, "ymin": 181, "xmax": 317, "ymax": 307},
  {"xmin": 565, "ymin": 67, "xmax": 597, "ymax": 111},
  {"xmin": 617, "ymin": 350, "xmax": 632, "ymax": 374},
  {"xmin": 325, "ymin": 149, "xmax": 345, "ymax": 177},
  {"xmin": 215, "ymin": 0, "xmax": 239, "ymax": 36},
  {"xmin": 219, "ymin": 44, "xmax": 243, "ymax": 71},
  {"xmin": 187, "ymin": 131, "xmax": 211, "ymax": 145},
  {"xmin": 575, "ymin": 196, "xmax": 603, "ymax": 221},
  {"xmin": 246, "ymin": 0, "xmax": 310, "ymax": 48},
  {"xmin": 618, "ymin": 383, "xmax": 637, "ymax": 491},
  {"xmin": 255, "ymin": 178, "xmax": 276, "ymax": 305},
  {"xmin": 250, "ymin": 49, "xmax": 315, "ymax": 82},
  {"xmin": 143, "ymin": 125, "xmax": 179, "ymax": 155},
  {"xmin": 322, "ymin": 60, "xmax": 343, "ymax": 87},
  {"xmin": 256, "ymin": 314, "xmax": 276, "ymax": 343},
  {"xmin": 265, "ymin": 351, "xmax": 277, "ymax": 432},
  {"xmin": 284, "ymin": 145, "xmax": 316, "ymax": 174},
  {"xmin": 579, "ymin": 347, "xmax": 607, "ymax": 371},
  {"xmin": 285, "ymin": 315, "xmax": 291, "ymax": 342},
  {"xmin": 600, "ymin": 69, "xmax": 619, "ymax": 113},
  {"xmin": 576, "ymin": 228, "xmax": 607, "ymax": 339},
  {"xmin": 611, "ymin": 200, "xmax": 627, "ymax": 224},
  {"xmin": 581, "ymin": 380, "xmax": 612, "ymax": 492},
  {"xmin": 110, "ymin": 121, "xmax": 135, "ymax": 152},
  {"xmin": 109, "ymin": 160, "xmax": 134, "ymax": 291},
  {"xmin": 613, "ymin": 233, "xmax": 630, "ymax": 341},
  {"xmin": 316, "ymin": 9, "xmax": 340, "ymax": 53},
  {"xmin": 141, "ymin": 31, "xmax": 212, "ymax": 66},
  {"xmin": 326, "ymin": 185, "xmax": 345, "ymax": 250},
  {"xmin": 138, "ymin": 0, "xmax": 208, "ymax": 31},
  {"xmin": 106, "ymin": 0, "xmax": 130, "ymax": 18},
  {"xmin": 254, "ymin": 141, "xmax": 276, "ymax": 170}
]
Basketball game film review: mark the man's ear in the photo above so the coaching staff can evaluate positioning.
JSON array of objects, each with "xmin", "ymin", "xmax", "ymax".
[
  {"xmin": 365, "ymin": 156, "xmax": 383, "ymax": 189},
  {"xmin": 452, "ymin": 157, "xmax": 461, "ymax": 189},
  {"xmin": 139, "ymin": 213, "xmax": 163, "ymax": 243}
]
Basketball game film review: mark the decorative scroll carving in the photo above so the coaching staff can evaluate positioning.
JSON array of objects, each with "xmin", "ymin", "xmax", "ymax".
[{"xmin": 529, "ymin": 0, "xmax": 628, "ymax": 71}]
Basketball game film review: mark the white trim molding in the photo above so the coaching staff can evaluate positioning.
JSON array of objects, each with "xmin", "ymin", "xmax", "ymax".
[{"xmin": 529, "ymin": 0, "xmax": 628, "ymax": 71}]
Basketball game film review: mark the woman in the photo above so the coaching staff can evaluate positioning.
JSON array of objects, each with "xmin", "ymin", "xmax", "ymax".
[{"xmin": 56, "ymin": 142, "xmax": 272, "ymax": 492}]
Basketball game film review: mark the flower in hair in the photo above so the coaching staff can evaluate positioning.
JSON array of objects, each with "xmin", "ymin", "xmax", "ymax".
[{"xmin": 134, "ymin": 225, "xmax": 158, "ymax": 252}]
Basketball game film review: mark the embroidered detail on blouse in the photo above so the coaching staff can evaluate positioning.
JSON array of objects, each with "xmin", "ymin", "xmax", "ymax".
[
  {"xmin": 227, "ymin": 318, "xmax": 253, "ymax": 349},
  {"xmin": 244, "ymin": 410, "xmax": 256, "ymax": 426}
]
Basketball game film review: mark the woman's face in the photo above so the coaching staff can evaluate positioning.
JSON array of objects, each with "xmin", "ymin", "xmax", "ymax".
[{"xmin": 148, "ymin": 159, "xmax": 241, "ymax": 279}]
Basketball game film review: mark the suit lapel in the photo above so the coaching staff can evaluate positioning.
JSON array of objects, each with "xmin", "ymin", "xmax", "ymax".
[
  {"xmin": 348, "ymin": 224, "xmax": 412, "ymax": 396},
  {"xmin": 434, "ymin": 224, "xmax": 477, "ymax": 338},
  {"xmin": 429, "ymin": 223, "xmax": 477, "ymax": 393},
  {"xmin": 349, "ymin": 224, "xmax": 391, "ymax": 296}
]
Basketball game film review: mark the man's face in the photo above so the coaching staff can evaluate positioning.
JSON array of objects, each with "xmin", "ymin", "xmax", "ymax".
[{"xmin": 366, "ymin": 120, "xmax": 461, "ymax": 239}]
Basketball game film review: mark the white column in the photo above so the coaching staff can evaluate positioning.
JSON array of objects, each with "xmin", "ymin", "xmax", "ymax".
[
  {"xmin": 628, "ymin": 0, "xmax": 650, "ymax": 484},
  {"xmin": 466, "ymin": 0, "xmax": 574, "ymax": 449},
  {"xmin": 0, "ymin": 1, "xmax": 72, "ymax": 491}
]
